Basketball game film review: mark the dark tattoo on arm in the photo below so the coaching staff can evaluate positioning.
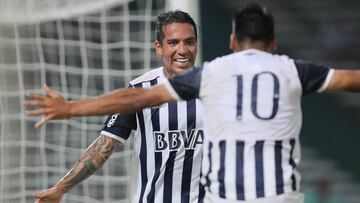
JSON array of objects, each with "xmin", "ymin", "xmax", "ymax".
[
  {"xmin": 81, "ymin": 159, "xmax": 98, "ymax": 173},
  {"xmin": 55, "ymin": 135, "xmax": 119, "ymax": 193}
]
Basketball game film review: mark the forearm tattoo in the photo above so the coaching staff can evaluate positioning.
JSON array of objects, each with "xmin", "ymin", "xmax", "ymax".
[{"xmin": 55, "ymin": 135, "xmax": 119, "ymax": 193}]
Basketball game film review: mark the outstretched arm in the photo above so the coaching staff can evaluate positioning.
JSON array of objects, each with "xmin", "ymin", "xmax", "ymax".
[
  {"xmin": 25, "ymin": 84, "xmax": 174, "ymax": 128},
  {"xmin": 326, "ymin": 70, "xmax": 360, "ymax": 92},
  {"xmin": 34, "ymin": 135, "xmax": 119, "ymax": 203}
]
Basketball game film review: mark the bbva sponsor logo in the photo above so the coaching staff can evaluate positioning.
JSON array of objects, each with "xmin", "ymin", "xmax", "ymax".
[{"xmin": 154, "ymin": 129, "xmax": 204, "ymax": 151}]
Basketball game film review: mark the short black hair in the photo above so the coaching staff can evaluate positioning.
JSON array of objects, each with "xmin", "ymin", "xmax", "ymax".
[
  {"xmin": 155, "ymin": 10, "xmax": 197, "ymax": 43},
  {"xmin": 233, "ymin": 4, "xmax": 274, "ymax": 45}
]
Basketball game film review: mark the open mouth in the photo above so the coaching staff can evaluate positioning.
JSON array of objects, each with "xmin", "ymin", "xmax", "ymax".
[{"xmin": 174, "ymin": 58, "xmax": 190, "ymax": 64}]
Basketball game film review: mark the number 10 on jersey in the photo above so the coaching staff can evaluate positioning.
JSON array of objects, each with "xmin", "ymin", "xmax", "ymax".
[{"xmin": 235, "ymin": 71, "xmax": 280, "ymax": 121}]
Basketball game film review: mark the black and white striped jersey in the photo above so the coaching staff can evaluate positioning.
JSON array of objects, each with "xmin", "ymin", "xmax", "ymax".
[
  {"xmin": 164, "ymin": 49, "xmax": 334, "ymax": 201},
  {"xmin": 101, "ymin": 67, "xmax": 205, "ymax": 203}
]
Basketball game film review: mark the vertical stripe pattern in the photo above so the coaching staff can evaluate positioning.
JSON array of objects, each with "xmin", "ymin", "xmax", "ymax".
[
  {"xmin": 218, "ymin": 141, "xmax": 226, "ymax": 198},
  {"xmin": 163, "ymin": 101, "xmax": 178, "ymax": 202},
  {"xmin": 206, "ymin": 139, "xmax": 299, "ymax": 201},
  {"xmin": 275, "ymin": 141, "xmax": 284, "ymax": 194},
  {"xmin": 236, "ymin": 141, "xmax": 245, "ymax": 200},
  {"xmin": 289, "ymin": 139, "xmax": 297, "ymax": 191},
  {"xmin": 134, "ymin": 83, "xmax": 148, "ymax": 203},
  {"xmin": 205, "ymin": 142, "xmax": 213, "ymax": 191},
  {"xmin": 255, "ymin": 141, "xmax": 264, "ymax": 198},
  {"xmin": 181, "ymin": 100, "xmax": 197, "ymax": 203},
  {"xmin": 147, "ymin": 78, "xmax": 161, "ymax": 203}
]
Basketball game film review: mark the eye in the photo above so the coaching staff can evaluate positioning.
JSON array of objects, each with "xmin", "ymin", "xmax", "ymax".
[
  {"xmin": 186, "ymin": 39, "xmax": 197, "ymax": 46},
  {"xmin": 167, "ymin": 40, "xmax": 178, "ymax": 45}
]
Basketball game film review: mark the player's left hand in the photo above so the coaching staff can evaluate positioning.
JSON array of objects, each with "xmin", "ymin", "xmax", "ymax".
[
  {"xmin": 34, "ymin": 186, "xmax": 64, "ymax": 203},
  {"xmin": 25, "ymin": 84, "xmax": 72, "ymax": 128}
]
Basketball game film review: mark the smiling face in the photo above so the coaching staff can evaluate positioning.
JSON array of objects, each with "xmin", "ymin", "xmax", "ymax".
[{"xmin": 155, "ymin": 23, "xmax": 197, "ymax": 78}]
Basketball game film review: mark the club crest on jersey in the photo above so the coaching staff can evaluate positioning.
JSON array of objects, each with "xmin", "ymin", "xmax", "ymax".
[
  {"xmin": 107, "ymin": 114, "xmax": 119, "ymax": 127},
  {"xmin": 154, "ymin": 129, "xmax": 204, "ymax": 151},
  {"xmin": 150, "ymin": 104, "xmax": 163, "ymax": 109}
]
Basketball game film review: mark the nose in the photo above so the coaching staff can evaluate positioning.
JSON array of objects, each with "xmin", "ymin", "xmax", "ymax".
[{"xmin": 178, "ymin": 42, "xmax": 188, "ymax": 54}]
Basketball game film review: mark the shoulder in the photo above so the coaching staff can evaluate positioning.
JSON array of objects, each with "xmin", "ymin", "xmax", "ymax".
[
  {"xmin": 290, "ymin": 59, "xmax": 332, "ymax": 94},
  {"xmin": 207, "ymin": 52, "xmax": 239, "ymax": 65},
  {"xmin": 201, "ymin": 53, "xmax": 238, "ymax": 74},
  {"xmin": 207, "ymin": 50, "xmax": 293, "ymax": 65},
  {"xmin": 272, "ymin": 53, "xmax": 293, "ymax": 63},
  {"xmin": 129, "ymin": 67, "xmax": 163, "ymax": 86}
]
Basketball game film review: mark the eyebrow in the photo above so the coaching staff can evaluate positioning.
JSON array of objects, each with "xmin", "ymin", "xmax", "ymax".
[{"xmin": 166, "ymin": 37, "xmax": 197, "ymax": 42}]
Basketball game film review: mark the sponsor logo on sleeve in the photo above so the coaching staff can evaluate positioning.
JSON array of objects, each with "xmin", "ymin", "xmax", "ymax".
[{"xmin": 107, "ymin": 114, "xmax": 119, "ymax": 127}]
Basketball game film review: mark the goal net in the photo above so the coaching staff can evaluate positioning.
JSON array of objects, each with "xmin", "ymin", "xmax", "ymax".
[{"xmin": 0, "ymin": 0, "xmax": 166, "ymax": 202}]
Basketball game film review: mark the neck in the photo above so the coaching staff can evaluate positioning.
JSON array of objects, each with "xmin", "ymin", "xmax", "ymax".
[
  {"xmin": 232, "ymin": 37, "xmax": 277, "ymax": 53},
  {"xmin": 235, "ymin": 41, "xmax": 269, "ymax": 52},
  {"xmin": 162, "ymin": 67, "xmax": 175, "ymax": 78}
]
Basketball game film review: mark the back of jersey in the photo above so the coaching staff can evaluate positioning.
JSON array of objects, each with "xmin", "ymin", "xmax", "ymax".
[
  {"xmin": 200, "ymin": 49, "xmax": 303, "ymax": 200},
  {"xmin": 201, "ymin": 49, "xmax": 303, "ymax": 141}
]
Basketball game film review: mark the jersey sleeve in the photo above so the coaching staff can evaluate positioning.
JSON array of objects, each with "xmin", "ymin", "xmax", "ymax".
[
  {"xmin": 163, "ymin": 66, "xmax": 203, "ymax": 101},
  {"xmin": 100, "ymin": 84, "xmax": 137, "ymax": 143},
  {"xmin": 294, "ymin": 59, "xmax": 334, "ymax": 95},
  {"xmin": 100, "ymin": 113, "xmax": 137, "ymax": 143}
]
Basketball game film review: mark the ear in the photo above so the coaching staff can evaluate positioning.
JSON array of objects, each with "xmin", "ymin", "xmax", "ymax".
[
  {"xmin": 229, "ymin": 34, "xmax": 238, "ymax": 51},
  {"xmin": 154, "ymin": 40, "xmax": 163, "ymax": 56}
]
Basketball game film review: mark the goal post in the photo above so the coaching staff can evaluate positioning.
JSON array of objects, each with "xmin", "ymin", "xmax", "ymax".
[{"xmin": 0, "ymin": 0, "xmax": 132, "ymax": 24}]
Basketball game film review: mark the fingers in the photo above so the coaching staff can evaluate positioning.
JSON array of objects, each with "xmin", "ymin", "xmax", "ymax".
[
  {"xmin": 25, "ymin": 85, "xmax": 68, "ymax": 128},
  {"xmin": 34, "ymin": 191, "xmax": 45, "ymax": 199},
  {"xmin": 27, "ymin": 91, "xmax": 46, "ymax": 100},
  {"xmin": 27, "ymin": 85, "xmax": 61, "ymax": 99},
  {"xmin": 24, "ymin": 100, "xmax": 46, "ymax": 107},
  {"xmin": 26, "ymin": 108, "xmax": 48, "ymax": 116},
  {"xmin": 25, "ymin": 92, "xmax": 47, "ymax": 108},
  {"xmin": 34, "ymin": 192, "xmax": 45, "ymax": 203},
  {"xmin": 43, "ymin": 84, "xmax": 60, "ymax": 98},
  {"xmin": 35, "ymin": 115, "xmax": 53, "ymax": 128},
  {"xmin": 35, "ymin": 118, "xmax": 46, "ymax": 129}
]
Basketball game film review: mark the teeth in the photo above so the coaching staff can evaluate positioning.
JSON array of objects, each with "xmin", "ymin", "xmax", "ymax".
[{"xmin": 175, "ymin": 58, "xmax": 190, "ymax": 63}]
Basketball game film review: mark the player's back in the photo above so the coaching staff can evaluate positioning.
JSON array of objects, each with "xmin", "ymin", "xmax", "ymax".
[
  {"xmin": 201, "ymin": 49, "xmax": 303, "ymax": 141},
  {"xmin": 200, "ymin": 49, "xmax": 303, "ymax": 200}
]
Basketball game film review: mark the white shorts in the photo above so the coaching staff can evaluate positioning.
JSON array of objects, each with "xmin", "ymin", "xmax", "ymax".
[{"xmin": 204, "ymin": 192, "xmax": 304, "ymax": 203}]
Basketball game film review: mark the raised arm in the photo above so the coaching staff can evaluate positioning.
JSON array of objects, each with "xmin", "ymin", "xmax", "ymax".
[
  {"xmin": 34, "ymin": 135, "xmax": 119, "ymax": 203},
  {"xmin": 25, "ymin": 84, "xmax": 174, "ymax": 128},
  {"xmin": 326, "ymin": 70, "xmax": 360, "ymax": 92}
]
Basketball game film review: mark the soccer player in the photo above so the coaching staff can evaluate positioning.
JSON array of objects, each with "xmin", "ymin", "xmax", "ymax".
[
  {"xmin": 26, "ymin": 4, "xmax": 360, "ymax": 203},
  {"xmin": 32, "ymin": 10, "xmax": 205, "ymax": 203}
]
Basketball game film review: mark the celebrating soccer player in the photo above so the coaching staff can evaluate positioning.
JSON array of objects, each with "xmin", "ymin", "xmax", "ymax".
[{"xmin": 31, "ymin": 10, "xmax": 205, "ymax": 203}]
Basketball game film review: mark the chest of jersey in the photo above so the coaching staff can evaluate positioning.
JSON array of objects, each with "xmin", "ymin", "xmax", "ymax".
[{"xmin": 135, "ymin": 99, "xmax": 204, "ymax": 152}]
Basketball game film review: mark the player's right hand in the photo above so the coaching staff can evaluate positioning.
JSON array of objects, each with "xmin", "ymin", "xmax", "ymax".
[
  {"xmin": 34, "ymin": 186, "xmax": 64, "ymax": 203},
  {"xmin": 25, "ymin": 84, "xmax": 72, "ymax": 128}
]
